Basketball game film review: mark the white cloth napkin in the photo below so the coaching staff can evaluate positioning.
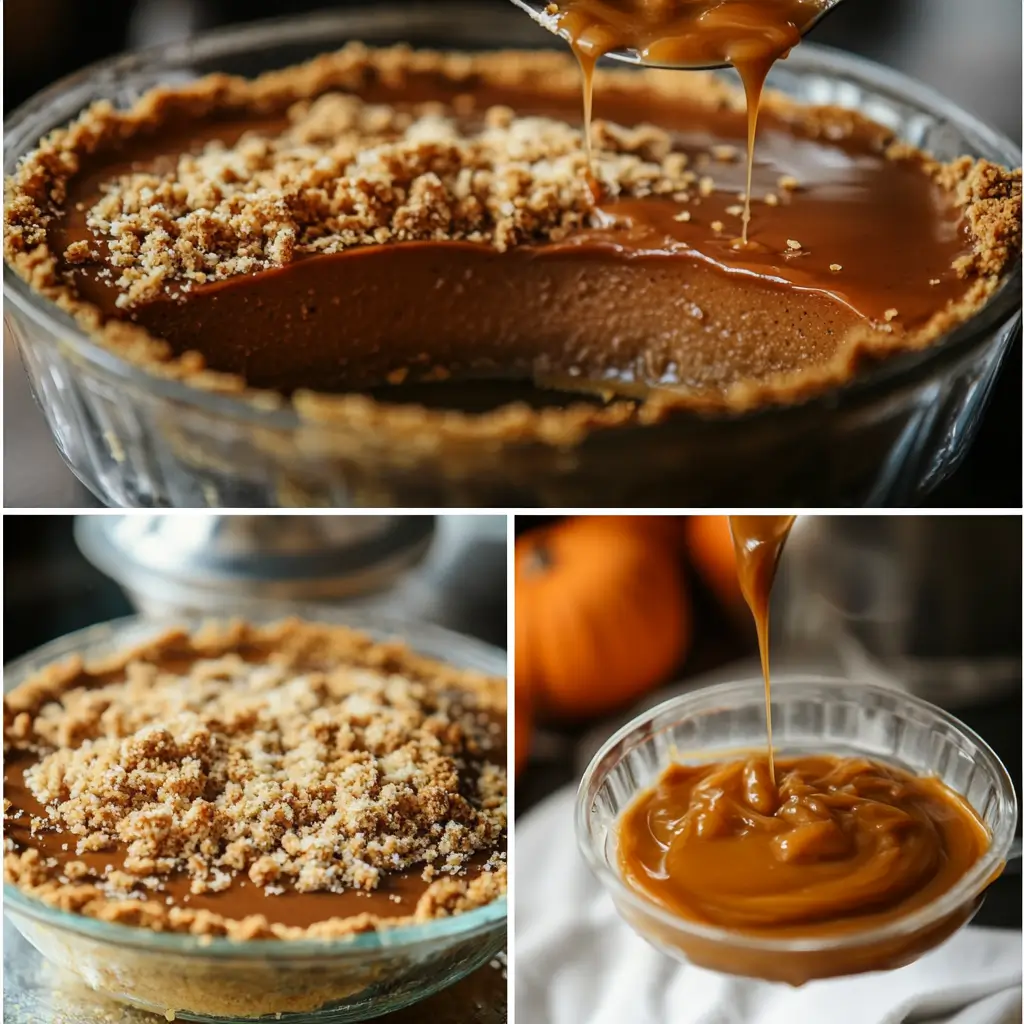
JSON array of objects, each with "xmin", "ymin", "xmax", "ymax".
[{"xmin": 516, "ymin": 787, "xmax": 1022, "ymax": 1024}]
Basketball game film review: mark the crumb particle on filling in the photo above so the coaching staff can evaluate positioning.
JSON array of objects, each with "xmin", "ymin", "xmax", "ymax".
[{"xmin": 710, "ymin": 144, "xmax": 739, "ymax": 162}]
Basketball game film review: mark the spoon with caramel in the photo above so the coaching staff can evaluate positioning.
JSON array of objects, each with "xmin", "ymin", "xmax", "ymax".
[
  {"xmin": 508, "ymin": 0, "xmax": 844, "ymax": 71},
  {"xmin": 509, "ymin": 0, "xmax": 844, "ymax": 244}
]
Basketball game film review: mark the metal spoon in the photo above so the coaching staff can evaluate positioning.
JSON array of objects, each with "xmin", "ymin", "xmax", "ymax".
[{"xmin": 506, "ymin": 0, "xmax": 846, "ymax": 71}]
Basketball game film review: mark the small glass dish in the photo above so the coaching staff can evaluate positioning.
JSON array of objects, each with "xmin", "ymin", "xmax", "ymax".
[
  {"xmin": 575, "ymin": 677, "xmax": 1017, "ymax": 986},
  {"xmin": 3, "ymin": 4, "xmax": 1021, "ymax": 506},
  {"xmin": 3, "ymin": 613, "xmax": 508, "ymax": 1022}
]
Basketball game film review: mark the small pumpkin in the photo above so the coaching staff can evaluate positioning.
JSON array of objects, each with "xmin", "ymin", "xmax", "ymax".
[
  {"xmin": 596, "ymin": 515, "xmax": 688, "ymax": 550},
  {"xmin": 685, "ymin": 514, "xmax": 745, "ymax": 611},
  {"xmin": 515, "ymin": 516, "xmax": 690, "ymax": 719}
]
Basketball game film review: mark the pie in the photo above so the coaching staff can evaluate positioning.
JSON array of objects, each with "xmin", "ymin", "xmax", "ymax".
[
  {"xmin": 3, "ymin": 618, "xmax": 507, "ymax": 1016},
  {"xmin": 4, "ymin": 45, "xmax": 1020, "ymax": 438}
]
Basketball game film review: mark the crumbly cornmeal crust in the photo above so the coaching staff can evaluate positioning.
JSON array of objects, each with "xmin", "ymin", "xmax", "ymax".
[
  {"xmin": 3, "ymin": 44, "xmax": 1021, "ymax": 433},
  {"xmin": 3, "ymin": 619, "xmax": 507, "ymax": 940}
]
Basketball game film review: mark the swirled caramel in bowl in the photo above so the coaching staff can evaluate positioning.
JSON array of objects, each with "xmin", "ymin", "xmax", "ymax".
[{"xmin": 617, "ymin": 754, "xmax": 988, "ymax": 939}]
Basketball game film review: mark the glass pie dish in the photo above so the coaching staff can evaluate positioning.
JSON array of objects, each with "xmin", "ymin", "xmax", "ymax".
[
  {"xmin": 2, "ymin": 613, "xmax": 508, "ymax": 1023},
  {"xmin": 3, "ymin": 4, "xmax": 1021, "ymax": 507},
  {"xmin": 575, "ymin": 677, "xmax": 1017, "ymax": 986}
]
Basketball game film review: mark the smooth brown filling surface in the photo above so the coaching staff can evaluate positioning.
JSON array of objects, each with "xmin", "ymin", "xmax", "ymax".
[{"xmin": 617, "ymin": 754, "xmax": 988, "ymax": 937}]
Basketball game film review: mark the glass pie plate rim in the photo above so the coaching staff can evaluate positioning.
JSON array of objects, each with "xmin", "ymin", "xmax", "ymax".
[
  {"xmin": 2, "ymin": 4, "xmax": 1021, "ymax": 433},
  {"xmin": 2, "ymin": 610, "xmax": 508, "ymax": 962},
  {"xmin": 574, "ymin": 675, "xmax": 1018, "ymax": 955}
]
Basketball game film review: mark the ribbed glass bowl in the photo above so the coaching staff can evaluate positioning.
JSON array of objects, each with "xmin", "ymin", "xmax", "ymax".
[
  {"xmin": 575, "ymin": 677, "xmax": 1017, "ymax": 985},
  {"xmin": 3, "ymin": 4, "xmax": 1021, "ymax": 506},
  {"xmin": 2, "ymin": 614, "xmax": 508, "ymax": 1022}
]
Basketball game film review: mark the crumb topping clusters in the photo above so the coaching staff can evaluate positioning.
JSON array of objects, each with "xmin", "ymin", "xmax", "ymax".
[
  {"xmin": 4, "ymin": 621, "xmax": 507, "ymax": 937},
  {"xmin": 78, "ymin": 96, "xmax": 699, "ymax": 307}
]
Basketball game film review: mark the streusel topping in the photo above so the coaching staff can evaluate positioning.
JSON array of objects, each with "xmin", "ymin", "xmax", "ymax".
[
  {"xmin": 80, "ymin": 97, "xmax": 695, "ymax": 307},
  {"xmin": 4, "ymin": 620, "xmax": 507, "ymax": 938}
]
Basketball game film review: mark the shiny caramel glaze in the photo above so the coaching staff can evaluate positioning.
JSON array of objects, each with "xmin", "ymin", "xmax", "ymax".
[{"xmin": 617, "ymin": 754, "xmax": 989, "ymax": 937}]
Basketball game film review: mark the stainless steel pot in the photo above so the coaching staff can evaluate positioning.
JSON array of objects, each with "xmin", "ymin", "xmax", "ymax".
[
  {"xmin": 74, "ymin": 514, "xmax": 508, "ymax": 646},
  {"xmin": 74, "ymin": 514, "xmax": 435, "ymax": 615}
]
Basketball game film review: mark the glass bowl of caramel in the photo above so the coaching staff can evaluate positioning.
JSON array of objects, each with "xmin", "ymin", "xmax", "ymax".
[
  {"xmin": 3, "ymin": 613, "xmax": 507, "ymax": 1022},
  {"xmin": 3, "ymin": 4, "xmax": 1020, "ymax": 507},
  {"xmin": 575, "ymin": 676, "xmax": 1017, "ymax": 985}
]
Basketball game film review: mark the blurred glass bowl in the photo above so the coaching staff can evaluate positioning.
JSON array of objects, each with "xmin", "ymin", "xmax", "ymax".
[
  {"xmin": 3, "ymin": 614, "xmax": 508, "ymax": 1022},
  {"xmin": 576, "ymin": 677, "xmax": 1017, "ymax": 985},
  {"xmin": 3, "ymin": 5, "xmax": 1020, "ymax": 507}
]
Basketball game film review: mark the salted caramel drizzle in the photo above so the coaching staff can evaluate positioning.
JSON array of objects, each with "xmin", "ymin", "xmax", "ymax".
[{"xmin": 551, "ymin": 0, "xmax": 828, "ymax": 240}]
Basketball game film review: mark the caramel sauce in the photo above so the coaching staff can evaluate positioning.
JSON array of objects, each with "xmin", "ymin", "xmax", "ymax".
[
  {"xmin": 551, "ymin": 0, "xmax": 828, "ymax": 238},
  {"xmin": 728, "ymin": 514, "xmax": 795, "ymax": 783},
  {"xmin": 617, "ymin": 754, "xmax": 989, "ymax": 937}
]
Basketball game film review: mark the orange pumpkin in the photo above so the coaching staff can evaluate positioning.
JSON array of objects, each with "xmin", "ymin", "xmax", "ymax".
[
  {"xmin": 515, "ymin": 517, "xmax": 690, "ymax": 719},
  {"xmin": 596, "ymin": 515, "xmax": 688, "ymax": 550},
  {"xmin": 685, "ymin": 514, "xmax": 744, "ymax": 611}
]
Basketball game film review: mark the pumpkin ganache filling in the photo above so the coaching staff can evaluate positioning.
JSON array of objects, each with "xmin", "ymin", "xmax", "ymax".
[{"xmin": 3, "ymin": 45, "xmax": 1020, "ymax": 415}]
